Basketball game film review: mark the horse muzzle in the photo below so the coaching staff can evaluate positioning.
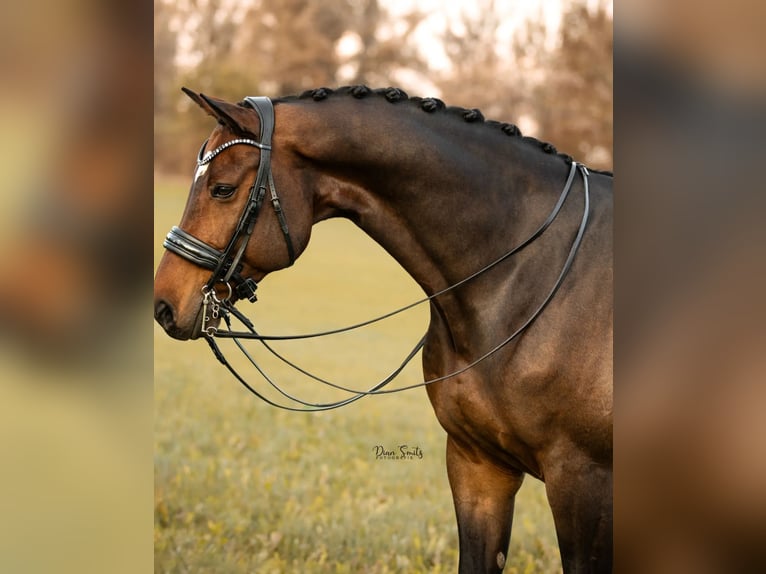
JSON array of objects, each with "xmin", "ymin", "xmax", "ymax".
[{"xmin": 154, "ymin": 296, "xmax": 214, "ymax": 340}]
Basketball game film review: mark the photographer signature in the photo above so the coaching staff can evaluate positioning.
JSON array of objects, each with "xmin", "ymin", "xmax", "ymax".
[{"xmin": 372, "ymin": 444, "xmax": 423, "ymax": 460}]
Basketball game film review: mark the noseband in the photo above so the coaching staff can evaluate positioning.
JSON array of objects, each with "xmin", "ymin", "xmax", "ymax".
[{"xmin": 163, "ymin": 97, "xmax": 295, "ymax": 303}]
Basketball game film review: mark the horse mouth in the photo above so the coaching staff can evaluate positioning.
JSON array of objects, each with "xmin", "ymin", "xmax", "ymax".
[
  {"xmin": 154, "ymin": 297, "xmax": 221, "ymax": 341},
  {"xmin": 190, "ymin": 300, "xmax": 222, "ymax": 340}
]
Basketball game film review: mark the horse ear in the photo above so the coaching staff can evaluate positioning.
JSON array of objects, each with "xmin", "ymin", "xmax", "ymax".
[
  {"xmin": 181, "ymin": 87, "xmax": 211, "ymax": 112},
  {"xmin": 181, "ymin": 87, "xmax": 252, "ymax": 135}
]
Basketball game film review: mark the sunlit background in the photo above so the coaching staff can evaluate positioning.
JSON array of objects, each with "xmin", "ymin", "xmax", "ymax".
[
  {"xmin": 0, "ymin": 0, "xmax": 153, "ymax": 572},
  {"xmin": 155, "ymin": 0, "xmax": 613, "ymax": 176},
  {"xmin": 1, "ymin": 0, "xmax": 765, "ymax": 570}
]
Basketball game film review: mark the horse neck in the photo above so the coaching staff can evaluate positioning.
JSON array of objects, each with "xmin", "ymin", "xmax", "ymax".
[{"xmin": 278, "ymin": 99, "xmax": 571, "ymax": 305}]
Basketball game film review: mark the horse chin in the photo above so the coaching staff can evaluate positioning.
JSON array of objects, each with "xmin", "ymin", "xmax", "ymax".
[{"xmin": 160, "ymin": 318, "xmax": 198, "ymax": 341}]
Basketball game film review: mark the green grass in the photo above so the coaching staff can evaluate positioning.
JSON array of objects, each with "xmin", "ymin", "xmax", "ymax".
[{"xmin": 154, "ymin": 179, "xmax": 560, "ymax": 573}]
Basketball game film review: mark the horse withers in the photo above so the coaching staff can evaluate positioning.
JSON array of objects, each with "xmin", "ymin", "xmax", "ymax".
[{"xmin": 154, "ymin": 86, "xmax": 613, "ymax": 573}]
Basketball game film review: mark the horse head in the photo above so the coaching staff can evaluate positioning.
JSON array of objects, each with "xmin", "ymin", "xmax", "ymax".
[{"xmin": 153, "ymin": 89, "xmax": 314, "ymax": 340}]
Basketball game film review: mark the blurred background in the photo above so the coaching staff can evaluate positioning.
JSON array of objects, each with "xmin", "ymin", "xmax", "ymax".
[
  {"xmin": 615, "ymin": 0, "xmax": 766, "ymax": 571},
  {"xmin": 0, "ymin": 0, "xmax": 153, "ymax": 572},
  {"xmin": 2, "ymin": 0, "xmax": 764, "ymax": 570},
  {"xmin": 154, "ymin": 0, "xmax": 613, "ymax": 176}
]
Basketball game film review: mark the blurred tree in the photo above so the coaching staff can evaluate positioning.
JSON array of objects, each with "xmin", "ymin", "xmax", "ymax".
[
  {"xmin": 169, "ymin": 0, "xmax": 253, "ymax": 99},
  {"xmin": 436, "ymin": 0, "xmax": 612, "ymax": 170},
  {"xmin": 154, "ymin": 0, "xmax": 611, "ymax": 174},
  {"xmin": 154, "ymin": 0, "xmax": 178, "ymax": 117},
  {"xmin": 517, "ymin": 2, "xmax": 613, "ymax": 169},
  {"xmin": 234, "ymin": 0, "xmax": 350, "ymax": 94},
  {"xmin": 155, "ymin": 0, "xmax": 255, "ymax": 173},
  {"xmin": 344, "ymin": 0, "xmax": 426, "ymax": 88},
  {"xmin": 435, "ymin": 0, "xmax": 524, "ymax": 121},
  {"xmin": 155, "ymin": 0, "xmax": 428, "ymax": 173},
  {"xmin": 233, "ymin": 0, "xmax": 426, "ymax": 95}
]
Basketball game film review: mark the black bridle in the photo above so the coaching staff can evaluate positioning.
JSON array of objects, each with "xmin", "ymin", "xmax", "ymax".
[
  {"xmin": 163, "ymin": 97, "xmax": 295, "ymax": 304},
  {"xmin": 162, "ymin": 96, "xmax": 592, "ymax": 411}
]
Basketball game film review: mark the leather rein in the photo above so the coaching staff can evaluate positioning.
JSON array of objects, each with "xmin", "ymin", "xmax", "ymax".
[{"xmin": 162, "ymin": 96, "xmax": 591, "ymax": 412}]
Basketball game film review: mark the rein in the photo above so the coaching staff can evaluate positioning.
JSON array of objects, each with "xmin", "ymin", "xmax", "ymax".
[
  {"xmin": 211, "ymin": 160, "xmax": 583, "ymax": 341},
  {"xmin": 161, "ymin": 96, "xmax": 592, "ymax": 411},
  {"xmin": 201, "ymin": 163, "xmax": 591, "ymax": 412}
]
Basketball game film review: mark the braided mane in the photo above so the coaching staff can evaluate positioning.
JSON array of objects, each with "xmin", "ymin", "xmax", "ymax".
[{"xmin": 262, "ymin": 85, "xmax": 611, "ymax": 176}]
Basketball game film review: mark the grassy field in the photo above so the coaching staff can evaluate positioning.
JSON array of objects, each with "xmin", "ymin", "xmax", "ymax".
[{"xmin": 154, "ymin": 179, "xmax": 560, "ymax": 573}]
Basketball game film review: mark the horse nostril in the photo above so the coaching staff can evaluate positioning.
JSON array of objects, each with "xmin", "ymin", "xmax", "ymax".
[{"xmin": 154, "ymin": 299, "xmax": 176, "ymax": 330}]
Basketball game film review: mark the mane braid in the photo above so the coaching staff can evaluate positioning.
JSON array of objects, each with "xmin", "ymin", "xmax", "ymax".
[{"xmin": 270, "ymin": 85, "xmax": 611, "ymax": 173}]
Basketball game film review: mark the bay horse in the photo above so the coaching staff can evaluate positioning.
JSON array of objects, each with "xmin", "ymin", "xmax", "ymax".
[{"xmin": 153, "ymin": 85, "xmax": 613, "ymax": 573}]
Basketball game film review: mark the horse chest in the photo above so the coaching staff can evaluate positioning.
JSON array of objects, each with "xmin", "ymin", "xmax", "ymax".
[{"xmin": 425, "ymin": 365, "xmax": 545, "ymax": 477}]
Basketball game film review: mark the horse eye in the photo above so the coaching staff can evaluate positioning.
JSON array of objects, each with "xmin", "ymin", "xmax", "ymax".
[{"xmin": 211, "ymin": 184, "xmax": 236, "ymax": 199}]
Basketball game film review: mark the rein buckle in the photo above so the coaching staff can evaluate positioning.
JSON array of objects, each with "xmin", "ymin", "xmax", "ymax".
[{"xmin": 235, "ymin": 277, "xmax": 258, "ymax": 302}]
